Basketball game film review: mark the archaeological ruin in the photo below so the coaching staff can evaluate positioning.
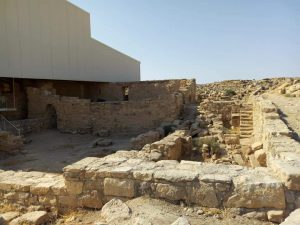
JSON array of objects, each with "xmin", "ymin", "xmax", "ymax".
[
  {"xmin": 0, "ymin": 76, "xmax": 300, "ymax": 225},
  {"xmin": 0, "ymin": 1, "xmax": 299, "ymax": 224}
]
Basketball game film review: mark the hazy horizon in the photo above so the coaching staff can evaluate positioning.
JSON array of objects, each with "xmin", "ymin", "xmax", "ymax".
[{"xmin": 70, "ymin": 0, "xmax": 300, "ymax": 83}]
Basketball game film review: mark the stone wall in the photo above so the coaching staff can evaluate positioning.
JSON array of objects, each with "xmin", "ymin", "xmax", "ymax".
[
  {"xmin": 0, "ymin": 129, "xmax": 293, "ymax": 223},
  {"xmin": 252, "ymin": 97, "xmax": 300, "ymax": 212},
  {"xmin": 27, "ymin": 87, "xmax": 184, "ymax": 134},
  {"xmin": 122, "ymin": 79, "xmax": 196, "ymax": 104},
  {"xmin": 11, "ymin": 118, "xmax": 48, "ymax": 135},
  {"xmin": 0, "ymin": 154, "xmax": 286, "ymax": 216}
]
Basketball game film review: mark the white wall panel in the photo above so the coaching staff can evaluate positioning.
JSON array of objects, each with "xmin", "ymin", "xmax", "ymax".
[
  {"xmin": 0, "ymin": 0, "xmax": 9, "ymax": 75},
  {"xmin": 0, "ymin": 0, "xmax": 140, "ymax": 82}
]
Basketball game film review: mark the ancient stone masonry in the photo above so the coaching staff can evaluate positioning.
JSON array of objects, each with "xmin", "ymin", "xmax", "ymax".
[
  {"xmin": 120, "ymin": 79, "xmax": 196, "ymax": 103},
  {"xmin": 27, "ymin": 87, "xmax": 184, "ymax": 134},
  {"xmin": 252, "ymin": 96, "xmax": 300, "ymax": 213}
]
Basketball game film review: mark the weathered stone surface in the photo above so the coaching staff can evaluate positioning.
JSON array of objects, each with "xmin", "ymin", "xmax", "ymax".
[
  {"xmin": 78, "ymin": 190, "xmax": 102, "ymax": 208},
  {"xmin": 281, "ymin": 209, "xmax": 300, "ymax": 225},
  {"xmin": 104, "ymin": 178, "xmax": 135, "ymax": 197},
  {"xmin": 269, "ymin": 159, "xmax": 300, "ymax": 191},
  {"xmin": 188, "ymin": 182, "xmax": 219, "ymax": 208},
  {"xmin": 0, "ymin": 212, "xmax": 20, "ymax": 224},
  {"xmin": 226, "ymin": 172, "xmax": 285, "ymax": 209},
  {"xmin": 155, "ymin": 183, "xmax": 186, "ymax": 201},
  {"xmin": 101, "ymin": 198, "xmax": 131, "ymax": 223},
  {"xmin": 251, "ymin": 142, "xmax": 263, "ymax": 151},
  {"xmin": 267, "ymin": 210, "xmax": 284, "ymax": 223},
  {"xmin": 254, "ymin": 149, "xmax": 266, "ymax": 166},
  {"xmin": 9, "ymin": 211, "xmax": 49, "ymax": 225},
  {"xmin": 243, "ymin": 211, "xmax": 267, "ymax": 220},
  {"xmin": 65, "ymin": 180, "xmax": 83, "ymax": 195},
  {"xmin": 171, "ymin": 216, "xmax": 191, "ymax": 225},
  {"xmin": 131, "ymin": 131, "xmax": 160, "ymax": 150},
  {"xmin": 249, "ymin": 154, "xmax": 260, "ymax": 168},
  {"xmin": 154, "ymin": 170, "xmax": 198, "ymax": 182}
]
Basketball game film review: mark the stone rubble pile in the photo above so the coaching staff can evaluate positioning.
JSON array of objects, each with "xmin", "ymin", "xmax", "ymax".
[
  {"xmin": 0, "ymin": 131, "xmax": 23, "ymax": 154},
  {"xmin": 275, "ymin": 78, "xmax": 300, "ymax": 97},
  {"xmin": 197, "ymin": 78, "xmax": 289, "ymax": 102}
]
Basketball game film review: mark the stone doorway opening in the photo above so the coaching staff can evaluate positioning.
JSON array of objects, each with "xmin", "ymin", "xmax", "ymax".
[{"xmin": 45, "ymin": 104, "xmax": 57, "ymax": 129}]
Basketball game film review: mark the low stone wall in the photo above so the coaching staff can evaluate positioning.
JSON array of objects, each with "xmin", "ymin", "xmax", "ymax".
[
  {"xmin": 252, "ymin": 97, "xmax": 300, "ymax": 212},
  {"xmin": 0, "ymin": 155, "xmax": 288, "ymax": 222},
  {"xmin": 62, "ymin": 153, "xmax": 285, "ymax": 213},
  {"xmin": 11, "ymin": 118, "xmax": 48, "ymax": 135},
  {"xmin": 27, "ymin": 87, "xmax": 184, "ymax": 134}
]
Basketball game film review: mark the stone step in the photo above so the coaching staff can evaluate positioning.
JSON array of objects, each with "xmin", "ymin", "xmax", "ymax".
[
  {"xmin": 240, "ymin": 132, "xmax": 253, "ymax": 136},
  {"xmin": 240, "ymin": 112, "xmax": 253, "ymax": 115},
  {"xmin": 240, "ymin": 126, "xmax": 253, "ymax": 129},
  {"xmin": 240, "ymin": 120, "xmax": 253, "ymax": 124},
  {"xmin": 240, "ymin": 123, "xmax": 253, "ymax": 128},
  {"xmin": 242, "ymin": 108, "xmax": 253, "ymax": 110},
  {"xmin": 240, "ymin": 123, "xmax": 253, "ymax": 127},
  {"xmin": 240, "ymin": 134, "xmax": 252, "ymax": 138}
]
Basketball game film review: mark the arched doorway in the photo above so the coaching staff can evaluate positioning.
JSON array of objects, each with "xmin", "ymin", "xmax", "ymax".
[{"xmin": 45, "ymin": 104, "xmax": 57, "ymax": 129}]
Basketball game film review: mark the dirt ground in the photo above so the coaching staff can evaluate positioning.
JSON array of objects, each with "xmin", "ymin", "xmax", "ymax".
[
  {"xmin": 0, "ymin": 129, "xmax": 133, "ymax": 173},
  {"xmin": 55, "ymin": 197, "xmax": 274, "ymax": 225},
  {"xmin": 265, "ymin": 94, "xmax": 300, "ymax": 138}
]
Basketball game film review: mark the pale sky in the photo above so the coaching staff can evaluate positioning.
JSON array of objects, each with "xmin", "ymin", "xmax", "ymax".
[{"xmin": 70, "ymin": 0, "xmax": 300, "ymax": 83}]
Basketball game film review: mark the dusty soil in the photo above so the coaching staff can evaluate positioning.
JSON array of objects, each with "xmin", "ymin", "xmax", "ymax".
[
  {"xmin": 265, "ymin": 94, "xmax": 300, "ymax": 137},
  {"xmin": 0, "ymin": 129, "xmax": 133, "ymax": 173},
  {"xmin": 56, "ymin": 197, "xmax": 274, "ymax": 225}
]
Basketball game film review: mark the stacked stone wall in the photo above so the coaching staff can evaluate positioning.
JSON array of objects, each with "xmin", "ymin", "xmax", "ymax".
[
  {"xmin": 11, "ymin": 118, "xmax": 48, "ymax": 135},
  {"xmin": 252, "ymin": 97, "xmax": 300, "ymax": 212},
  {"xmin": 27, "ymin": 87, "xmax": 184, "ymax": 134}
]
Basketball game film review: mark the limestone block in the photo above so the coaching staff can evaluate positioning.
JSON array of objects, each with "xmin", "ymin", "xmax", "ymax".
[
  {"xmin": 187, "ymin": 182, "xmax": 219, "ymax": 208},
  {"xmin": 254, "ymin": 149, "xmax": 266, "ymax": 166},
  {"xmin": 251, "ymin": 142, "xmax": 263, "ymax": 151},
  {"xmin": 133, "ymin": 170, "xmax": 153, "ymax": 181},
  {"xmin": 38, "ymin": 195, "xmax": 56, "ymax": 206},
  {"xmin": 200, "ymin": 174, "xmax": 232, "ymax": 184},
  {"xmin": 0, "ymin": 212, "xmax": 20, "ymax": 224},
  {"xmin": 30, "ymin": 181, "xmax": 55, "ymax": 195},
  {"xmin": 155, "ymin": 183, "xmax": 186, "ymax": 201},
  {"xmin": 243, "ymin": 211, "xmax": 267, "ymax": 220},
  {"xmin": 226, "ymin": 173, "xmax": 285, "ymax": 209},
  {"xmin": 269, "ymin": 159, "xmax": 300, "ymax": 190},
  {"xmin": 130, "ymin": 131, "xmax": 160, "ymax": 150},
  {"xmin": 249, "ymin": 154, "xmax": 260, "ymax": 168},
  {"xmin": 171, "ymin": 216, "xmax": 191, "ymax": 225},
  {"xmin": 154, "ymin": 170, "xmax": 198, "ymax": 182},
  {"xmin": 267, "ymin": 210, "xmax": 284, "ymax": 223},
  {"xmin": 104, "ymin": 178, "xmax": 135, "ymax": 198},
  {"xmin": 65, "ymin": 180, "xmax": 83, "ymax": 195},
  {"xmin": 58, "ymin": 195, "xmax": 78, "ymax": 207},
  {"xmin": 110, "ymin": 166, "xmax": 133, "ymax": 179},
  {"xmin": 78, "ymin": 190, "xmax": 102, "ymax": 209},
  {"xmin": 9, "ymin": 211, "xmax": 49, "ymax": 225},
  {"xmin": 101, "ymin": 198, "xmax": 131, "ymax": 223}
]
